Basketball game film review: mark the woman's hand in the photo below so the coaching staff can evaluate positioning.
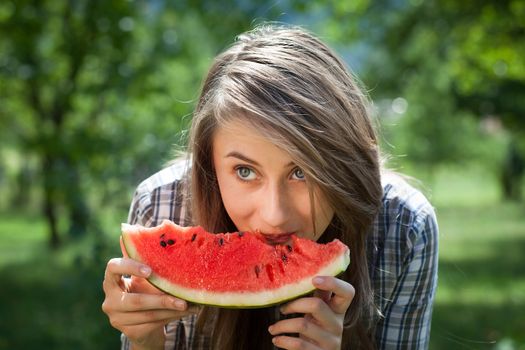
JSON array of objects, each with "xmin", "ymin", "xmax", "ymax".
[
  {"xmin": 268, "ymin": 276, "xmax": 355, "ymax": 350},
  {"xmin": 101, "ymin": 257, "xmax": 198, "ymax": 350}
]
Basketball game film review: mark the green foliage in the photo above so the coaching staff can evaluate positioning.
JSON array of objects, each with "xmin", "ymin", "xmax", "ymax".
[{"xmin": 345, "ymin": 0, "xmax": 525, "ymax": 197}]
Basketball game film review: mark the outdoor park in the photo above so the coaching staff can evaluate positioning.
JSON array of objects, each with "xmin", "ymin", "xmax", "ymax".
[{"xmin": 0, "ymin": 1, "xmax": 524, "ymax": 349}]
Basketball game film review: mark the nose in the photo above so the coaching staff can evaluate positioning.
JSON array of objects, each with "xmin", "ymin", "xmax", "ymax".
[{"xmin": 259, "ymin": 181, "xmax": 291, "ymax": 231}]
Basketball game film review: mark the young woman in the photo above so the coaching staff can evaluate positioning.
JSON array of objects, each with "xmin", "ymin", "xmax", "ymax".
[{"xmin": 102, "ymin": 24, "xmax": 439, "ymax": 350}]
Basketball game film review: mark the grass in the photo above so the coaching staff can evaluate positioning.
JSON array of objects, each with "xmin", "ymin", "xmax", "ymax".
[
  {"xmin": 0, "ymin": 165, "xmax": 524, "ymax": 349},
  {"xmin": 0, "ymin": 213, "xmax": 123, "ymax": 350},
  {"xmin": 430, "ymin": 201, "xmax": 525, "ymax": 350},
  {"xmin": 412, "ymin": 166, "xmax": 525, "ymax": 350},
  {"xmin": 0, "ymin": 214, "xmax": 48, "ymax": 266}
]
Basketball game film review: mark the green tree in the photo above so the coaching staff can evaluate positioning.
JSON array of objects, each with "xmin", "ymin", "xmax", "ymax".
[
  {"xmin": 359, "ymin": 0, "xmax": 525, "ymax": 198},
  {"xmin": 0, "ymin": 0, "xmax": 194, "ymax": 247},
  {"xmin": 1, "ymin": 1, "xmax": 140, "ymax": 246}
]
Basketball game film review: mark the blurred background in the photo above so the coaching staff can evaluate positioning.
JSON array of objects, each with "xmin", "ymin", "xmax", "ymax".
[{"xmin": 0, "ymin": 0, "xmax": 523, "ymax": 349}]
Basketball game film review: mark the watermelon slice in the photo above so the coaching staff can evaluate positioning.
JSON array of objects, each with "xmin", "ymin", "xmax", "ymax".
[{"xmin": 121, "ymin": 220, "xmax": 350, "ymax": 308}]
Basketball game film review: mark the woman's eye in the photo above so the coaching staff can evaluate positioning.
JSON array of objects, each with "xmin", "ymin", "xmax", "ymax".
[
  {"xmin": 292, "ymin": 168, "xmax": 305, "ymax": 180},
  {"xmin": 236, "ymin": 167, "xmax": 256, "ymax": 180}
]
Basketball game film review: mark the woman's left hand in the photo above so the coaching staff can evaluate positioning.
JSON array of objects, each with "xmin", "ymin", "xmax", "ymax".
[{"xmin": 268, "ymin": 276, "xmax": 355, "ymax": 350}]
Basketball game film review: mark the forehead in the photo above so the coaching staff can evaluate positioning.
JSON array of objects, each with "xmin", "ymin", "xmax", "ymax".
[
  {"xmin": 212, "ymin": 119, "xmax": 295, "ymax": 164},
  {"xmin": 213, "ymin": 119, "xmax": 274, "ymax": 150}
]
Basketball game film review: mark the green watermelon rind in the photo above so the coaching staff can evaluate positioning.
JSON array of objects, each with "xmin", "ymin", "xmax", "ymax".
[{"xmin": 121, "ymin": 224, "xmax": 350, "ymax": 309}]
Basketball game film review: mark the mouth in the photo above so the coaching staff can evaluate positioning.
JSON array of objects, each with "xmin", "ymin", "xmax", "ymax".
[{"xmin": 259, "ymin": 232, "xmax": 295, "ymax": 245}]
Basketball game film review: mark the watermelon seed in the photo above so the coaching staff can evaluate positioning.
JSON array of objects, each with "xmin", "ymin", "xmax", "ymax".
[
  {"xmin": 167, "ymin": 239, "xmax": 175, "ymax": 245},
  {"xmin": 254, "ymin": 265, "xmax": 261, "ymax": 278},
  {"xmin": 191, "ymin": 233, "xmax": 197, "ymax": 242},
  {"xmin": 218, "ymin": 238, "xmax": 224, "ymax": 246},
  {"xmin": 281, "ymin": 253, "xmax": 287, "ymax": 263},
  {"xmin": 287, "ymin": 245, "xmax": 293, "ymax": 252},
  {"xmin": 160, "ymin": 233, "xmax": 165, "ymax": 239},
  {"xmin": 160, "ymin": 241, "xmax": 167, "ymax": 248}
]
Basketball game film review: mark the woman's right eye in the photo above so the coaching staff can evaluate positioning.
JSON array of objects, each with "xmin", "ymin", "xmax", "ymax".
[{"xmin": 235, "ymin": 166, "xmax": 257, "ymax": 181}]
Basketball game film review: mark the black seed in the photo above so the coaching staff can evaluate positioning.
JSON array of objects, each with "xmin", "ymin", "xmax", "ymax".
[
  {"xmin": 287, "ymin": 245, "xmax": 293, "ymax": 252},
  {"xmin": 218, "ymin": 238, "xmax": 224, "ymax": 246},
  {"xmin": 160, "ymin": 241, "xmax": 167, "ymax": 247},
  {"xmin": 167, "ymin": 239, "xmax": 175, "ymax": 245},
  {"xmin": 191, "ymin": 233, "xmax": 197, "ymax": 242},
  {"xmin": 281, "ymin": 253, "xmax": 287, "ymax": 262},
  {"xmin": 238, "ymin": 231, "xmax": 244, "ymax": 237},
  {"xmin": 255, "ymin": 265, "xmax": 261, "ymax": 278}
]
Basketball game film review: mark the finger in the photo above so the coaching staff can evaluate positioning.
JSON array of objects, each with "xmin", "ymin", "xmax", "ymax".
[
  {"xmin": 280, "ymin": 297, "xmax": 339, "ymax": 333},
  {"xmin": 269, "ymin": 317, "xmax": 336, "ymax": 349},
  {"xmin": 312, "ymin": 276, "xmax": 355, "ymax": 314},
  {"xmin": 271, "ymin": 334, "xmax": 320, "ymax": 350},
  {"xmin": 120, "ymin": 292, "xmax": 189, "ymax": 312},
  {"xmin": 120, "ymin": 321, "xmax": 168, "ymax": 343},
  {"xmin": 104, "ymin": 258, "xmax": 151, "ymax": 290},
  {"xmin": 114, "ymin": 309, "xmax": 194, "ymax": 327}
]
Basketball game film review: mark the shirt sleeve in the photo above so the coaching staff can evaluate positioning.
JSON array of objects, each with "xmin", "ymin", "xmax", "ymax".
[
  {"xmin": 375, "ymin": 207, "xmax": 439, "ymax": 349},
  {"xmin": 127, "ymin": 184, "xmax": 155, "ymax": 227}
]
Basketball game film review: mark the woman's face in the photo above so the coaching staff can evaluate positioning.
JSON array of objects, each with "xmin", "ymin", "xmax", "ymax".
[{"xmin": 212, "ymin": 119, "xmax": 334, "ymax": 243}]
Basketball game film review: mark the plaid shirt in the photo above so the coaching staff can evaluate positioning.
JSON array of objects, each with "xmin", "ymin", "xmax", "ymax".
[{"xmin": 121, "ymin": 161, "xmax": 439, "ymax": 349}]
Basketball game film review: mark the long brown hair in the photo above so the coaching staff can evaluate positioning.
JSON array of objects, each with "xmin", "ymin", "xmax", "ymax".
[{"xmin": 187, "ymin": 24, "xmax": 382, "ymax": 349}]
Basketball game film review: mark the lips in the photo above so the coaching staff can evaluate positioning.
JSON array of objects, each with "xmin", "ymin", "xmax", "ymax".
[{"xmin": 259, "ymin": 232, "xmax": 294, "ymax": 245}]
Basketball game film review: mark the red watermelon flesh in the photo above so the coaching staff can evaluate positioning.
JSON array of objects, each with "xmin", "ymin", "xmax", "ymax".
[{"xmin": 121, "ymin": 220, "xmax": 350, "ymax": 308}]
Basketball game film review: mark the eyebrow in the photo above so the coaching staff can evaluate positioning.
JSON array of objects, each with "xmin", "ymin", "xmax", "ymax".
[
  {"xmin": 225, "ymin": 151, "xmax": 261, "ymax": 166},
  {"xmin": 225, "ymin": 151, "xmax": 295, "ymax": 167}
]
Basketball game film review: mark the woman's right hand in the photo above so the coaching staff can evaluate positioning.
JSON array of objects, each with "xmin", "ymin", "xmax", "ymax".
[{"xmin": 102, "ymin": 257, "xmax": 198, "ymax": 350}]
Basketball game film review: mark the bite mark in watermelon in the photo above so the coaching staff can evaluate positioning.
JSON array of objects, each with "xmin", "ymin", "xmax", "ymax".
[{"xmin": 121, "ymin": 220, "xmax": 350, "ymax": 308}]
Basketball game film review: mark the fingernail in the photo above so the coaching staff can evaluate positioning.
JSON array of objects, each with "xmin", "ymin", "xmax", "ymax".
[
  {"xmin": 313, "ymin": 276, "xmax": 324, "ymax": 284},
  {"xmin": 268, "ymin": 326, "xmax": 274, "ymax": 334},
  {"xmin": 140, "ymin": 266, "xmax": 151, "ymax": 276}
]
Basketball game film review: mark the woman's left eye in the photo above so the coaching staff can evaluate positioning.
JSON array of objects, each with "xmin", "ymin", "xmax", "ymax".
[{"xmin": 291, "ymin": 168, "xmax": 305, "ymax": 180}]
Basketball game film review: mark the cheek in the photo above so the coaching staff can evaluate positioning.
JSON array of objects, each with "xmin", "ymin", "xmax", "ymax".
[
  {"xmin": 223, "ymin": 190, "xmax": 252, "ymax": 219},
  {"xmin": 289, "ymin": 189, "xmax": 320, "ymax": 236},
  {"xmin": 216, "ymin": 175, "xmax": 253, "ymax": 228}
]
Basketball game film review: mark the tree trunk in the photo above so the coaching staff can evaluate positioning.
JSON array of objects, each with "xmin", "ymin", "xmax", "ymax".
[
  {"xmin": 64, "ymin": 160, "xmax": 91, "ymax": 238},
  {"xmin": 12, "ymin": 165, "xmax": 33, "ymax": 209},
  {"xmin": 42, "ymin": 156, "xmax": 60, "ymax": 248},
  {"xmin": 500, "ymin": 141, "xmax": 524, "ymax": 201}
]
